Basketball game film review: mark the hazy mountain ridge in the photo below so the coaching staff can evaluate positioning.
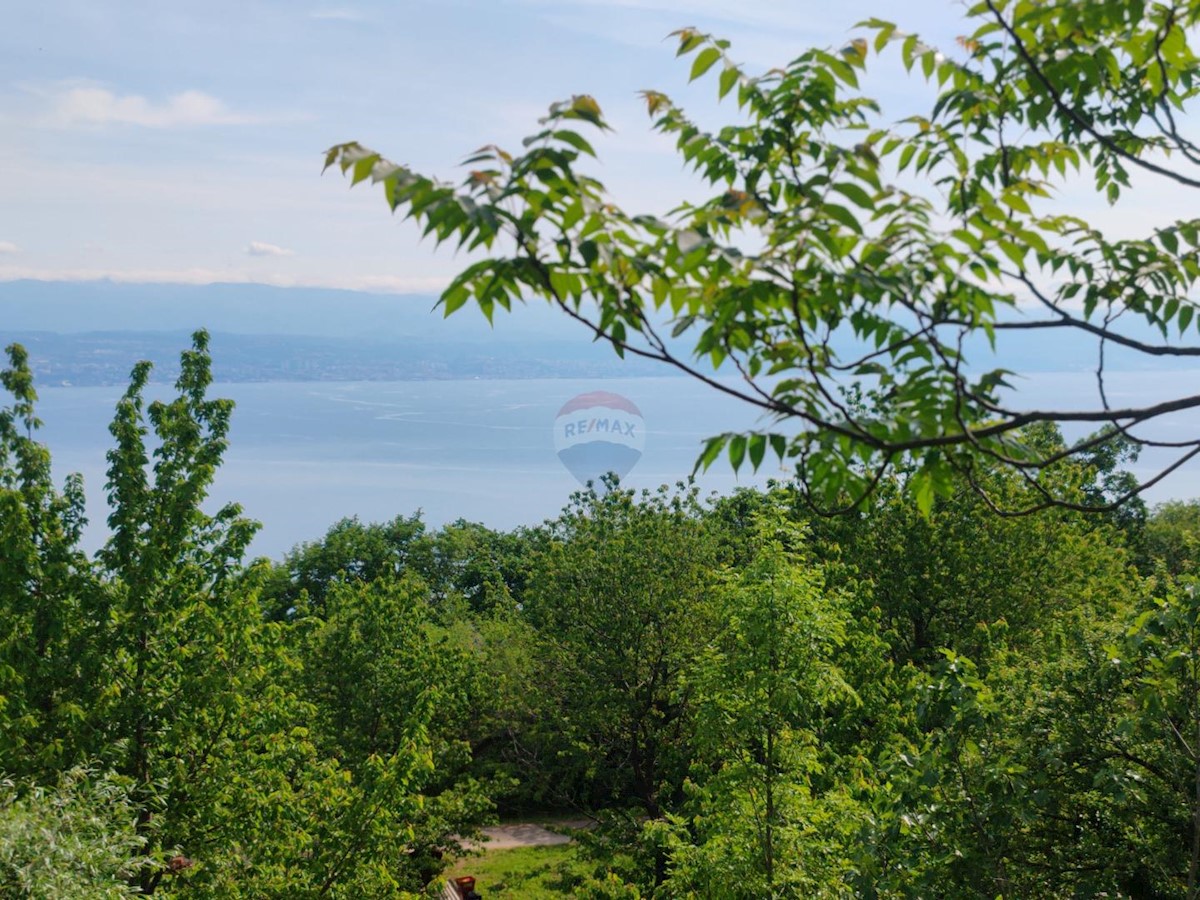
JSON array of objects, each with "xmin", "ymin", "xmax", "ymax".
[
  {"xmin": 0, "ymin": 280, "xmax": 655, "ymax": 384},
  {"xmin": 5, "ymin": 330, "xmax": 660, "ymax": 386},
  {"xmin": 0, "ymin": 279, "xmax": 573, "ymax": 340},
  {"xmin": 3, "ymin": 279, "xmax": 1195, "ymax": 386}
]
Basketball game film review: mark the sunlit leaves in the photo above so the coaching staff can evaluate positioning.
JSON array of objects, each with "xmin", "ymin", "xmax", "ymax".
[
  {"xmin": 689, "ymin": 47, "xmax": 722, "ymax": 81},
  {"xmin": 329, "ymin": 2, "xmax": 1200, "ymax": 516}
]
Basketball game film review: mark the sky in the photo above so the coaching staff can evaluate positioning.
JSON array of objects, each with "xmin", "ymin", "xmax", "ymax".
[
  {"xmin": 5, "ymin": 2, "xmax": 1200, "ymax": 513},
  {"xmin": 0, "ymin": 0, "xmax": 998, "ymax": 294}
]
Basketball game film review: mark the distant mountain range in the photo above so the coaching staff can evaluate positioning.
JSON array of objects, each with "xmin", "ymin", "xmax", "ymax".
[
  {"xmin": 0, "ymin": 280, "xmax": 659, "ymax": 385},
  {"xmin": 1, "ymin": 278, "xmax": 1195, "ymax": 387},
  {"xmin": 0, "ymin": 279, "xmax": 574, "ymax": 341}
]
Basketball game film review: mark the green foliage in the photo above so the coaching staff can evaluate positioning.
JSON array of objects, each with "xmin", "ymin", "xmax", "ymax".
[
  {"xmin": 0, "ymin": 334, "xmax": 494, "ymax": 896},
  {"xmin": 328, "ymin": 1, "xmax": 1200, "ymax": 514},
  {"xmin": 6, "ymin": 286, "xmax": 1200, "ymax": 894},
  {"xmin": 518, "ymin": 481, "xmax": 723, "ymax": 814},
  {"xmin": 260, "ymin": 514, "xmax": 535, "ymax": 622},
  {"xmin": 809, "ymin": 462, "xmax": 1141, "ymax": 665},
  {"xmin": 661, "ymin": 515, "xmax": 865, "ymax": 897},
  {"xmin": 78, "ymin": 332, "xmax": 283, "ymax": 892},
  {"xmin": 1094, "ymin": 576, "xmax": 1200, "ymax": 895},
  {"xmin": 299, "ymin": 575, "xmax": 438, "ymax": 765},
  {"xmin": 422, "ymin": 518, "xmax": 536, "ymax": 615},
  {"xmin": 0, "ymin": 343, "xmax": 90, "ymax": 775},
  {"xmin": 1145, "ymin": 499, "xmax": 1200, "ymax": 575},
  {"xmin": 259, "ymin": 513, "xmax": 428, "ymax": 620},
  {"xmin": 0, "ymin": 767, "xmax": 147, "ymax": 899},
  {"xmin": 297, "ymin": 575, "xmax": 498, "ymax": 887}
]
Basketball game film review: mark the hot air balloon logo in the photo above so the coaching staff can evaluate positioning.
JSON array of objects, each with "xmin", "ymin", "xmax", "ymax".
[{"xmin": 554, "ymin": 391, "xmax": 645, "ymax": 486}]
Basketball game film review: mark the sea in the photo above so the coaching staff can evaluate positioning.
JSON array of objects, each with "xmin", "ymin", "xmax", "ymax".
[
  {"xmin": 34, "ymin": 376, "xmax": 775, "ymax": 559},
  {"xmin": 31, "ymin": 371, "xmax": 1200, "ymax": 560}
]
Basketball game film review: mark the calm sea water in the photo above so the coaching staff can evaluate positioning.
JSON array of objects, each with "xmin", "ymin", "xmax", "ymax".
[
  {"xmin": 35, "ymin": 377, "xmax": 776, "ymax": 559},
  {"xmin": 32, "ymin": 372, "xmax": 1200, "ymax": 560}
]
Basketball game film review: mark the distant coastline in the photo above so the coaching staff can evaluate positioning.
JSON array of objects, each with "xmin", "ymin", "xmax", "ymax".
[
  {"xmin": 0, "ymin": 279, "xmax": 674, "ymax": 386},
  {"xmin": 4, "ymin": 278, "xmax": 1195, "ymax": 390},
  {"xmin": 3, "ymin": 329, "xmax": 663, "ymax": 387}
]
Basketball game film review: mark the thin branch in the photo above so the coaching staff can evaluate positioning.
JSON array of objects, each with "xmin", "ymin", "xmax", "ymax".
[
  {"xmin": 946, "ymin": 275, "xmax": 1200, "ymax": 357},
  {"xmin": 984, "ymin": 0, "xmax": 1200, "ymax": 189},
  {"xmin": 958, "ymin": 443, "xmax": 1200, "ymax": 517}
]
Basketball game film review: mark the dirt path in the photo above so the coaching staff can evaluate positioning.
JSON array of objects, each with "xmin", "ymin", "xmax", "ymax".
[{"xmin": 466, "ymin": 818, "xmax": 593, "ymax": 850}]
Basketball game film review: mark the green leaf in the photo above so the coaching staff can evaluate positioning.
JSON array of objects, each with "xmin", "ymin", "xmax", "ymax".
[
  {"xmin": 351, "ymin": 155, "xmax": 380, "ymax": 186},
  {"xmin": 912, "ymin": 470, "xmax": 935, "ymax": 518},
  {"xmin": 997, "ymin": 241, "xmax": 1027, "ymax": 268},
  {"xmin": 690, "ymin": 47, "xmax": 722, "ymax": 81},
  {"xmin": 695, "ymin": 434, "xmax": 729, "ymax": 473},
  {"xmin": 554, "ymin": 130, "xmax": 597, "ymax": 157},
  {"xmin": 718, "ymin": 65, "xmax": 739, "ymax": 100},
  {"xmin": 728, "ymin": 434, "xmax": 746, "ymax": 472},
  {"xmin": 441, "ymin": 284, "xmax": 471, "ymax": 316},
  {"xmin": 674, "ymin": 29, "xmax": 705, "ymax": 56},
  {"xmin": 921, "ymin": 50, "xmax": 936, "ymax": 79},
  {"xmin": 748, "ymin": 433, "xmax": 766, "ymax": 470},
  {"xmin": 561, "ymin": 200, "xmax": 584, "ymax": 231},
  {"xmin": 824, "ymin": 204, "xmax": 863, "ymax": 234},
  {"xmin": 567, "ymin": 95, "xmax": 607, "ymax": 129},
  {"xmin": 832, "ymin": 183, "xmax": 875, "ymax": 209}
]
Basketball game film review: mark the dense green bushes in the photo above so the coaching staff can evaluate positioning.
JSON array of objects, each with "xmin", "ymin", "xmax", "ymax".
[
  {"xmin": 0, "ymin": 767, "xmax": 146, "ymax": 898},
  {"xmin": 0, "ymin": 336, "xmax": 492, "ymax": 896},
  {"xmin": 3, "ymin": 335, "xmax": 1200, "ymax": 895}
]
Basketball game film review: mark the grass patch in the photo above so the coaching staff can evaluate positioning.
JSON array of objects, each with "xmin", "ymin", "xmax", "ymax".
[{"xmin": 445, "ymin": 844, "xmax": 588, "ymax": 897}]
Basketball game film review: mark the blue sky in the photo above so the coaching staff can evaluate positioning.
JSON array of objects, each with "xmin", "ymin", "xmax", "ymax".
[
  {"xmin": 6, "ymin": 2, "xmax": 1200, "ymax": 508},
  {"xmin": 0, "ymin": 0, "xmax": 994, "ymax": 292}
]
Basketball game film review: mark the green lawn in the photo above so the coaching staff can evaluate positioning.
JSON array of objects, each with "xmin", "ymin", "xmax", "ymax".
[{"xmin": 445, "ymin": 844, "xmax": 588, "ymax": 898}]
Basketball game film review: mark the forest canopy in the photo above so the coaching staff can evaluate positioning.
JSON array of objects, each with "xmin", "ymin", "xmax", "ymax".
[
  {"xmin": 10, "ymin": 0, "xmax": 1200, "ymax": 895},
  {"xmin": 5, "ymin": 333, "xmax": 1200, "ymax": 895},
  {"xmin": 328, "ymin": 0, "xmax": 1200, "ymax": 516}
]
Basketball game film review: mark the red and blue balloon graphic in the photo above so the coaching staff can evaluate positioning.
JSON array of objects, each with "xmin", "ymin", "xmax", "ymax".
[{"xmin": 554, "ymin": 391, "xmax": 645, "ymax": 486}]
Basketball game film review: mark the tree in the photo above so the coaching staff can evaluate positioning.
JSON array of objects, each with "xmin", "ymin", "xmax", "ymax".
[
  {"xmin": 1145, "ymin": 499, "xmax": 1200, "ymax": 574},
  {"xmin": 1055, "ymin": 574, "xmax": 1200, "ymax": 898},
  {"xmin": 519, "ymin": 482, "xmax": 722, "ymax": 815},
  {"xmin": 800, "ymin": 428, "xmax": 1145, "ymax": 665},
  {"xmin": 0, "ymin": 344, "xmax": 91, "ymax": 777},
  {"xmin": 1, "ymin": 333, "xmax": 466, "ymax": 896},
  {"xmin": 876, "ymin": 572, "xmax": 1200, "ymax": 899},
  {"xmin": 259, "ymin": 513, "xmax": 429, "ymax": 621},
  {"xmin": 260, "ymin": 515, "xmax": 534, "ymax": 622},
  {"xmin": 79, "ymin": 332, "xmax": 276, "ymax": 892},
  {"xmin": 0, "ymin": 767, "xmax": 147, "ymax": 899},
  {"xmin": 421, "ymin": 518, "xmax": 535, "ymax": 616},
  {"xmin": 326, "ymin": 0, "xmax": 1200, "ymax": 516},
  {"xmin": 296, "ymin": 575, "xmax": 497, "ymax": 890},
  {"xmin": 660, "ymin": 515, "xmax": 865, "ymax": 898}
]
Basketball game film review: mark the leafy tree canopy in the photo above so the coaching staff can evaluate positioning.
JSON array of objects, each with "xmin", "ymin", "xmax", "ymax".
[{"xmin": 327, "ymin": 0, "xmax": 1200, "ymax": 516}]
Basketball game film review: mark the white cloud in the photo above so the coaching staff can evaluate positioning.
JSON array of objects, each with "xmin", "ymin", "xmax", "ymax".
[
  {"xmin": 246, "ymin": 241, "xmax": 295, "ymax": 257},
  {"xmin": 36, "ymin": 83, "xmax": 258, "ymax": 128},
  {"xmin": 0, "ymin": 265, "xmax": 450, "ymax": 294},
  {"xmin": 0, "ymin": 241, "xmax": 18, "ymax": 254}
]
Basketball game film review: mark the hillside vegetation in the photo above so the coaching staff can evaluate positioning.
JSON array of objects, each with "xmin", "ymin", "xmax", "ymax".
[{"xmin": 3, "ymin": 334, "xmax": 1200, "ymax": 897}]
